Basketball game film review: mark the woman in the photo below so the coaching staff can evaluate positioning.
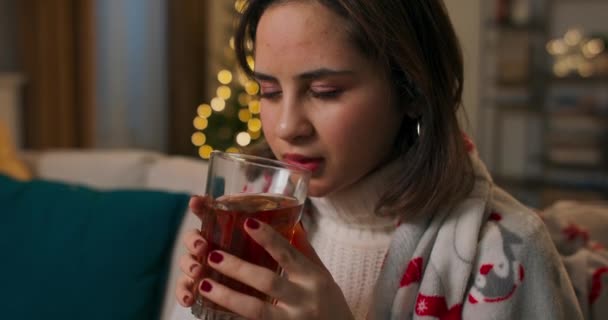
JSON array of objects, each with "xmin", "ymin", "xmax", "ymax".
[{"xmin": 175, "ymin": 0, "xmax": 583, "ymax": 319}]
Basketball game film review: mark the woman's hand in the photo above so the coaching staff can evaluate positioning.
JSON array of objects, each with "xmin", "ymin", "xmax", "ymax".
[
  {"xmin": 175, "ymin": 195, "xmax": 354, "ymax": 320},
  {"xmin": 175, "ymin": 196, "xmax": 210, "ymax": 307}
]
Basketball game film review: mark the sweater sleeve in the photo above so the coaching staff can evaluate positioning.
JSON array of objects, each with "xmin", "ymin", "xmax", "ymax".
[{"xmin": 462, "ymin": 209, "xmax": 584, "ymax": 319}]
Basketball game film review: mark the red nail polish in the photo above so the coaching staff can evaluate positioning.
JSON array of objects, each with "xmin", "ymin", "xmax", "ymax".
[
  {"xmin": 208, "ymin": 251, "xmax": 224, "ymax": 264},
  {"xmin": 245, "ymin": 218, "xmax": 260, "ymax": 229},
  {"xmin": 200, "ymin": 280, "xmax": 212, "ymax": 292}
]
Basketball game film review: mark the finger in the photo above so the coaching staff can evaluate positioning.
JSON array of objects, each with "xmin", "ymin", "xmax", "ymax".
[
  {"xmin": 183, "ymin": 229, "xmax": 208, "ymax": 258},
  {"xmin": 244, "ymin": 218, "xmax": 313, "ymax": 275},
  {"xmin": 197, "ymin": 278, "xmax": 288, "ymax": 320},
  {"xmin": 179, "ymin": 254, "xmax": 204, "ymax": 279},
  {"xmin": 175, "ymin": 274, "xmax": 196, "ymax": 307},
  {"xmin": 291, "ymin": 223, "xmax": 327, "ymax": 273},
  {"xmin": 189, "ymin": 195, "xmax": 209, "ymax": 219},
  {"xmin": 206, "ymin": 250, "xmax": 305, "ymax": 305}
]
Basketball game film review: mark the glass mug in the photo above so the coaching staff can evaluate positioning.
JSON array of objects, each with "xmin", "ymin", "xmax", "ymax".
[{"xmin": 191, "ymin": 151, "xmax": 310, "ymax": 320}]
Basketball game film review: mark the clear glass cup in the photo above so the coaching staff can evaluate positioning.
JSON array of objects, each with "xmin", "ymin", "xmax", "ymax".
[{"xmin": 191, "ymin": 151, "xmax": 310, "ymax": 320}]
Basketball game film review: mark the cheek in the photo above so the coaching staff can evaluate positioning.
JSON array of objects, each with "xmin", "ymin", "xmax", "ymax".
[{"xmin": 260, "ymin": 107, "xmax": 280, "ymax": 144}]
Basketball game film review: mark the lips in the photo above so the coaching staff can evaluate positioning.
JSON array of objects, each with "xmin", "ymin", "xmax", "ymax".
[{"xmin": 282, "ymin": 154, "xmax": 324, "ymax": 172}]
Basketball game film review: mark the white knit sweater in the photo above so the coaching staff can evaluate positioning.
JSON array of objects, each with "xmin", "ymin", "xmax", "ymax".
[
  {"xmin": 172, "ymin": 162, "xmax": 400, "ymax": 320},
  {"xmin": 305, "ymin": 161, "xmax": 400, "ymax": 319}
]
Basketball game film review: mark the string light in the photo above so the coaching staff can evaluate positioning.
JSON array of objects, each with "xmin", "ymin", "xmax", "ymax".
[
  {"xmin": 247, "ymin": 118, "xmax": 262, "ymax": 132},
  {"xmin": 238, "ymin": 109, "xmax": 252, "ymax": 122},
  {"xmin": 249, "ymin": 130, "xmax": 262, "ymax": 140},
  {"xmin": 246, "ymin": 55, "xmax": 255, "ymax": 70},
  {"xmin": 193, "ymin": 117, "xmax": 209, "ymax": 130},
  {"xmin": 235, "ymin": 0, "xmax": 247, "ymax": 13},
  {"xmin": 248, "ymin": 100, "xmax": 260, "ymax": 114},
  {"xmin": 197, "ymin": 104, "xmax": 212, "ymax": 118},
  {"xmin": 218, "ymin": 70, "xmax": 233, "ymax": 84},
  {"xmin": 192, "ymin": 1, "xmax": 263, "ymax": 159},
  {"xmin": 210, "ymin": 97, "xmax": 226, "ymax": 112},
  {"xmin": 245, "ymin": 81, "xmax": 260, "ymax": 95},
  {"xmin": 191, "ymin": 132, "xmax": 207, "ymax": 146},
  {"xmin": 236, "ymin": 132, "xmax": 252, "ymax": 146},
  {"xmin": 547, "ymin": 28, "xmax": 605, "ymax": 78},
  {"xmin": 199, "ymin": 145, "xmax": 213, "ymax": 159},
  {"xmin": 238, "ymin": 93, "xmax": 251, "ymax": 106},
  {"xmin": 217, "ymin": 86, "xmax": 232, "ymax": 100}
]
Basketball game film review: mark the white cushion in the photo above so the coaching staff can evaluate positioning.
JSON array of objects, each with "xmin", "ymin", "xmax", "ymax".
[
  {"xmin": 145, "ymin": 156, "xmax": 209, "ymax": 195},
  {"xmin": 35, "ymin": 149, "xmax": 162, "ymax": 189}
]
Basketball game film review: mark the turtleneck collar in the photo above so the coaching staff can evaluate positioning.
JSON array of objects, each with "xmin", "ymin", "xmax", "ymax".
[{"xmin": 309, "ymin": 158, "xmax": 403, "ymax": 230}]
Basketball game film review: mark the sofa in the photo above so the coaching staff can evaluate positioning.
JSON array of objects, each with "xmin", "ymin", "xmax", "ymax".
[
  {"xmin": 14, "ymin": 149, "xmax": 209, "ymax": 320},
  {"xmin": 8, "ymin": 149, "xmax": 608, "ymax": 319}
]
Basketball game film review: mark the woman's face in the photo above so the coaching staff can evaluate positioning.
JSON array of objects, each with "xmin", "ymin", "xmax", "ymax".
[{"xmin": 254, "ymin": 1, "xmax": 405, "ymax": 197}]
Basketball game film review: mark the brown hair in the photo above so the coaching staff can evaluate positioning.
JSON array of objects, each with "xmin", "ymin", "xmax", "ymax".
[{"xmin": 235, "ymin": 0, "xmax": 474, "ymax": 219}]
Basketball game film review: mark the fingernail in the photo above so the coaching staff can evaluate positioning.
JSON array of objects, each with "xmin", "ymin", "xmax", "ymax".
[
  {"xmin": 200, "ymin": 280, "xmax": 212, "ymax": 293},
  {"xmin": 208, "ymin": 251, "xmax": 224, "ymax": 264},
  {"xmin": 245, "ymin": 218, "xmax": 260, "ymax": 230},
  {"xmin": 183, "ymin": 294, "xmax": 190, "ymax": 304},
  {"xmin": 194, "ymin": 239, "xmax": 204, "ymax": 249}
]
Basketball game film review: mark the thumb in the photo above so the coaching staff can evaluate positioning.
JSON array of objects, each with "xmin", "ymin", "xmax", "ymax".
[{"xmin": 291, "ymin": 222, "xmax": 327, "ymax": 272}]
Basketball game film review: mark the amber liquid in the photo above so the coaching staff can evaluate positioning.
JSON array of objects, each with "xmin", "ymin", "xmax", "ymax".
[{"xmin": 195, "ymin": 193, "xmax": 303, "ymax": 314}]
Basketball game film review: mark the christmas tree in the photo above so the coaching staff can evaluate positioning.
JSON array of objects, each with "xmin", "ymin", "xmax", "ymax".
[{"xmin": 191, "ymin": 0, "xmax": 262, "ymax": 159}]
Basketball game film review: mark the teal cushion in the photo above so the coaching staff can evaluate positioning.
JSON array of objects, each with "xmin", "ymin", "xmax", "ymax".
[{"xmin": 0, "ymin": 174, "xmax": 189, "ymax": 320}]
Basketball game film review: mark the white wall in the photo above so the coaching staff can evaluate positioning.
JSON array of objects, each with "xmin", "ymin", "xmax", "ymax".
[{"xmin": 444, "ymin": 0, "xmax": 482, "ymax": 142}]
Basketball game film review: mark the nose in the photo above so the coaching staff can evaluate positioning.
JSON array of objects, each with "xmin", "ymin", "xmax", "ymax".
[{"xmin": 276, "ymin": 99, "xmax": 314, "ymax": 143}]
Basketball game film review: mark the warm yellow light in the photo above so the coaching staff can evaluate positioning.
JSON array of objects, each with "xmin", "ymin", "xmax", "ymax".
[
  {"xmin": 197, "ymin": 104, "xmax": 212, "ymax": 118},
  {"xmin": 229, "ymin": 37, "xmax": 235, "ymax": 50},
  {"xmin": 238, "ymin": 109, "xmax": 252, "ymax": 122},
  {"xmin": 248, "ymin": 118, "xmax": 262, "ymax": 132},
  {"xmin": 218, "ymin": 70, "xmax": 233, "ymax": 84},
  {"xmin": 237, "ymin": 71, "xmax": 250, "ymax": 86},
  {"xmin": 564, "ymin": 29, "xmax": 582, "ymax": 46},
  {"xmin": 236, "ymin": 132, "xmax": 252, "ymax": 146},
  {"xmin": 249, "ymin": 129, "xmax": 262, "ymax": 140},
  {"xmin": 217, "ymin": 86, "xmax": 232, "ymax": 100},
  {"xmin": 578, "ymin": 62, "xmax": 594, "ymax": 78},
  {"xmin": 235, "ymin": 0, "xmax": 246, "ymax": 13},
  {"xmin": 193, "ymin": 117, "xmax": 208, "ymax": 130},
  {"xmin": 583, "ymin": 39, "xmax": 604, "ymax": 58},
  {"xmin": 245, "ymin": 81, "xmax": 260, "ymax": 95},
  {"xmin": 211, "ymin": 97, "xmax": 226, "ymax": 112},
  {"xmin": 238, "ymin": 93, "xmax": 251, "ymax": 106},
  {"xmin": 546, "ymin": 39, "xmax": 567, "ymax": 55},
  {"xmin": 248, "ymin": 100, "xmax": 261, "ymax": 114},
  {"xmin": 198, "ymin": 145, "xmax": 214, "ymax": 159},
  {"xmin": 246, "ymin": 55, "xmax": 255, "ymax": 70},
  {"xmin": 553, "ymin": 61, "xmax": 570, "ymax": 77},
  {"xmin": 191, "ymin": 132, "xmax": 207, "ymax": 146},
  {"xmin": 226, "ymin": 147, "xmax": 240, "ymax": 153}
]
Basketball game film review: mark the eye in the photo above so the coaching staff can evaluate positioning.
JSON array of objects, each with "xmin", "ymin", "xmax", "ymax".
[
  {"xmin": 259, "ymin": 82, "xmax": 282, "ymax": 100},
  {"xmin": 259, "ymin": 91, "xmax": 282, "ymax": 100},
  {"xmin": 309, "ymin": 88, "xmax": 343, "ymax": 99}
]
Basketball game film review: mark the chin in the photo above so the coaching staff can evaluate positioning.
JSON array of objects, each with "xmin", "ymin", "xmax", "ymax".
[{"xmin": 306, "ymin": 179, "xmax": 334, "ymax": 198}]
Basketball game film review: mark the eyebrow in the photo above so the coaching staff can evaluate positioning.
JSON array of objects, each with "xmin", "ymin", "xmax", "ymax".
[{"xmin": 252, "ymin": 68, "xmax": 355, "ymax": 82}]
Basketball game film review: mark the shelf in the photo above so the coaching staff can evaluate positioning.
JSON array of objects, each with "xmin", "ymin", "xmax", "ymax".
[
  {"xmin": 484, "ymin": 21, "xmax": 545, "ymax": 33},
  {"xmin": 548, "ymin": 75, "xmax": 608, "ymax": 84}
]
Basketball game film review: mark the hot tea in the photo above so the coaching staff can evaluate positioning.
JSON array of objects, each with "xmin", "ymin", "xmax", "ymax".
[{"xmin": 196, "ymin": 193, "xmax": 303, "ymax": 311}]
